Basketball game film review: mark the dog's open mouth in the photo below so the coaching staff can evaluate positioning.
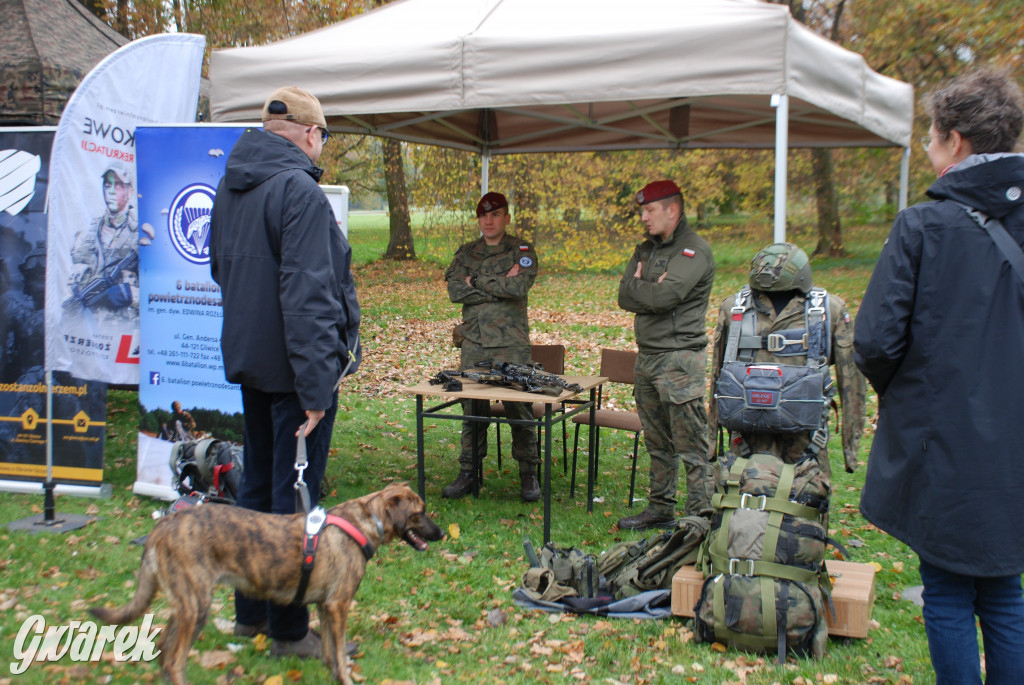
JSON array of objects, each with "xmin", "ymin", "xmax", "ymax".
[{"xmin": 403, "ymin": 529, "xmax": 429, "ymax": 551}]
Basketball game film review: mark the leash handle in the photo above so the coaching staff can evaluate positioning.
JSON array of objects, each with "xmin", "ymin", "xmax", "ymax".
[{"xmin": 294, "ymin": 420, "xmax": 311, "ymax": 513}]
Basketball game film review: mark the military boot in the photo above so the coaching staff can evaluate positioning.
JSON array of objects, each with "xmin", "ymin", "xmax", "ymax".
[
  {"xmin": 617, "ymin": 509, "xmax": 676, "ymax": 531},
  {"xmin": 442, "ymin": 469, "xmax": 475, "ymax": 499},
  {"xmin": 520, "ymin": 470, "xmax": 541, "ymax": 502}
]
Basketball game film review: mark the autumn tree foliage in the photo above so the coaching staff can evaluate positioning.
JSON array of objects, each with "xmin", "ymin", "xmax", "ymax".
[{"xmin": 79, "ymin": 0, "xmax": 1024, "ymax": 269}]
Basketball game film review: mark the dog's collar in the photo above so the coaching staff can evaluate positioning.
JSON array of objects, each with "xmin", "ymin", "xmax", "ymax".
[{"xmin": 293, "ymin": 507, "xmax": 375, "ymax": 606}]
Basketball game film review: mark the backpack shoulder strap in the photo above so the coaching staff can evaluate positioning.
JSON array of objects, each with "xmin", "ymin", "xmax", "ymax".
[
  {"xmin": 804, "ymin": 288, "xmax": 830, "ymax": 366},
  {"xmin": 724, "ymin": 287, "xmax": 758, "ymax": 363},
  {"xmin": 959, "ymin": 204, "xmax": 1024, "ymax": 287}
]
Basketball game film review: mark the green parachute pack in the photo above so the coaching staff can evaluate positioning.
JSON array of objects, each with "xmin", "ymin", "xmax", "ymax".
[{"xmin": 694, "ymin": 452, "xmax": 833, "ymax": 663}]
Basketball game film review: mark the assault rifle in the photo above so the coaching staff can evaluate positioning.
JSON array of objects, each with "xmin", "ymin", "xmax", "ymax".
[
  {"xmin": 63, "ymin": 251, "xmax": 138, "ymax": 310},
  {"xmin": 476, "ymin": 360, "xmax": 584, "ymax": 395},
  {"xmin": 429, "ymin": 360, "xmax": 583, "ymax": 396}
]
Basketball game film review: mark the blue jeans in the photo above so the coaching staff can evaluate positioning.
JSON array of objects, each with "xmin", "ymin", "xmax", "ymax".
[
  {"xmin": 234, "ymin": 386, "xmax": 337, "ymax": 641},
  {"xmin": 919, "ymin": 557, "xmax": 1024, "ymax": 685}
]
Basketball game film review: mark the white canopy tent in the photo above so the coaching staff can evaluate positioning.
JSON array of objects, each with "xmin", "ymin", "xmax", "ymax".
[{"xmin": 210, "ymin": 0, "xmax": 914, "ymax": 240}]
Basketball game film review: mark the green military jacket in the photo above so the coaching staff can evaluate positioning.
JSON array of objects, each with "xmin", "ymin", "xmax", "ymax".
[
  {"xmin": 708, "ymin": 289, "xmax": 866, "ymax": 474},
  {"xmin": 618, "ymin": 218, "xmax": 715, "ymax": 354},
  {"xmin": 445, "ymin": 232, "xmax": 538, "ymax": 348}
]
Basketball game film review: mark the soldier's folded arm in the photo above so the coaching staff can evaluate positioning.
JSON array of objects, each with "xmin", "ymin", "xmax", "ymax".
[
  {"xmin": 474, "ymin": 270, "xmax": 535, "ymax": 300},
  {"xmin": 619, "ymin": 254, "xmax": 706, "ymax": 314}
]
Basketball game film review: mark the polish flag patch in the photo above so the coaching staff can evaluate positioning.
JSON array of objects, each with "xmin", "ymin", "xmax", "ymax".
[
  {"xmin": 519, "ymin": 245, "xmax": 530, "ymax": 251},
  {"xmin": 682, "ymin": 248, "xmax": 696, "ymax": 258}
]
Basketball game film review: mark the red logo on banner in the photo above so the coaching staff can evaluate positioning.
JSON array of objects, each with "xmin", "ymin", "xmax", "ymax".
[{"xmin": 115, "ymin": 334, "xmax": 140, "ymax": 364}]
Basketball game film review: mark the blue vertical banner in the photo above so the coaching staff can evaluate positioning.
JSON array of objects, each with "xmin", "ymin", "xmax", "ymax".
[
  {"xmin": 133, "ymin": 124, "xmax": 251, "ymax": 499},
  {"xmin": 0, "ymin": 128, "xmax": 107, "ymax": 487}
]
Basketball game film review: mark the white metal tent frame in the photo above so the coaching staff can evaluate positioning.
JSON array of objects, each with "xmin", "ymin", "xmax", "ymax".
[{"xmin": 210, "ymin": 0, "xmax": 914, "ymax": 240}]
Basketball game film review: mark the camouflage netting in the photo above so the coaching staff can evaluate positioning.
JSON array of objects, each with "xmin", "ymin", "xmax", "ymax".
[{"xmin": 0, "ymin": 0, "xmax": 126, "ymax": 126}]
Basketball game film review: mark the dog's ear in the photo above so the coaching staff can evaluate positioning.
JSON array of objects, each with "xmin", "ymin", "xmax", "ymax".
[{"xmin": 384, "ymin": 488, "xmax": 415, "ymax": 532}]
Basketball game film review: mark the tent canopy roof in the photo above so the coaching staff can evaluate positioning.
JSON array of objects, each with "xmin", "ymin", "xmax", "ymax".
[
  {"xmin": 210, "ymin": 0, "xmax": 913, "ymax": 154},
  {"xmin": 0, "ymin": 0, "xmax": 127, "ymax": 126}
]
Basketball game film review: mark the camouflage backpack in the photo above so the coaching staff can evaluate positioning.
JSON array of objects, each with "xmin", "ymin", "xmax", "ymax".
[
  {"xmin": 694, "ymin": 452, "xmax": 832, "ymax": 663},
  {"xmin": 519, "ymin": 539, "xmax": 607, "ymax": 600},
  {"xmin": 597, "ymin": 516, "xmax": 710, "ymax": 600},
  {"xmin": 170, "ymin": 438, "xmax": 243, "ymax": 504}
]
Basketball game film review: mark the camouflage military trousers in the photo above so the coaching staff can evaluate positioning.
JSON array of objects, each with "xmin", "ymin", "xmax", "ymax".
[
  {"xmin": 634, "ymin": 349, "xmax": 715, "ymax": 517},
  {"xmin": 457, "ymin": 341, "xmax": 538, "ymax": 472}
]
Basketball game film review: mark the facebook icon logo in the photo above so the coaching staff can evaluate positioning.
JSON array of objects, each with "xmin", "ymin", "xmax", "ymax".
[{"xmin": 150, "ymin": 372, "xmax": 161, "ymax": 386}]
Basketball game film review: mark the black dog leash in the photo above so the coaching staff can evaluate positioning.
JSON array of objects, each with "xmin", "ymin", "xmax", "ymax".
[
  {"xmin": 292, "ymin": 340, "xmax": 361, "ymax": 514},
  {"xmin": 292, "ymin": 506, "xmax": 377, "ymax": 605},
  {"xmin": 294, "ymin": 422, "xmax": 313, "ymax": 514}
]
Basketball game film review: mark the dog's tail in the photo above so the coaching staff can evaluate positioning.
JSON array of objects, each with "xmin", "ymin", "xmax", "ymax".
[{"xmin": 90, "ymin": 549, "xmax": 159, "ymax": 625}]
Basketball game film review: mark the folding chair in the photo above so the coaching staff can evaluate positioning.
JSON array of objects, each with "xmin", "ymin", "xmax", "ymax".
[
  {"xmin": 570, "ymin": 348, "xmax": 643, "ymax": 506},
  {"xmin": 490, "ymin": 344, "xmax": 569, "ymax": 471}
]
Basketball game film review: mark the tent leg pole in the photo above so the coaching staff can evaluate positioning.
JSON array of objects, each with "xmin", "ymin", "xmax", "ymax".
[
  {"xmin": 899, "ymin": 146, "xmax": 910, "ymax": 212},
  {"xmin": 481, "ymin": 152, "xmax": 489, "ymax": 195},
  {"xmin": 772, "ymin": 93, "xmax": 789, "ymax": 243}
]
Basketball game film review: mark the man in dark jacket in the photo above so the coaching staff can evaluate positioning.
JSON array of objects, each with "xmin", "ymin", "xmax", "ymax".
[
  {"xmin": 854, "ymin": 69, "xmax": 1024, "ymax": 684},
  {"xmin": 616, "ymin": 180, "xmax": 715, "ymax": 531},
  {"xmin": 210, "ymin": 86, "xmax": 361, "ymax": 659}
]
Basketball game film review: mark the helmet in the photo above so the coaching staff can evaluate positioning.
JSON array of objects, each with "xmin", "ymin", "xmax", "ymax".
[
  {"xmin": 19, "ymin": 241, "xmax": 46, "ymax": 277},
  {"xmin": 749, "ymin": 243, "xmax": 812, "ymax": 294}
]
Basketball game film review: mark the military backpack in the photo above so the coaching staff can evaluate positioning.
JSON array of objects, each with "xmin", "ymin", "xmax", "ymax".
[
  {"xmin": 693, "ymin": 452, "xmax": 832, "ymax": 662},
  {"xmin": 170, "ymin": 437, "xmax": 243, "ymax": 504},
  {"xmin": 714, "ymin": 287, "xmax": 835, "ymax": 448},
  {"xmin": 597, "ymin": 515, "xmax": 710, "ymax": 600}
]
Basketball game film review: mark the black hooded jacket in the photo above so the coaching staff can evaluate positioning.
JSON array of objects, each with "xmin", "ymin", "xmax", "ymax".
[
  {"xmin": 210, "ymin": 128, "xmax": 360, "ymax": 410},
  {"xmin": 854, "ymin": 154, "xmax": 1024, "ymax": 576}
]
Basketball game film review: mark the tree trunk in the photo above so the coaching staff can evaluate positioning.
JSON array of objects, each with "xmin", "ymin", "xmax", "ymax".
[
  {"xmin": 811, "ymin": 148, "xmax": 845, "ymax": 257},
  {"xmin": 382, "ymin": 138, "xmax": 416, "ymax": 260}
]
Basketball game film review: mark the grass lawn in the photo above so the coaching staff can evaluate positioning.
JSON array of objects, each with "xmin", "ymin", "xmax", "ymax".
[{"xmin": 0, "ymin": 221, "xmax": 943, "ymax": 684}]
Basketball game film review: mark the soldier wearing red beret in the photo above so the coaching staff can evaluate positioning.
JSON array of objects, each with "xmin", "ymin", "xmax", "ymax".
[{"xmin": 616, "ymin": 180, "xmax": 716, "ymax": 530}]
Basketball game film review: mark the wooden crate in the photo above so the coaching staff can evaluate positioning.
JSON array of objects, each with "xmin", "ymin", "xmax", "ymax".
[
  {"xmin": 671, "ymin": 560, "xmax": 877, "ymax": 639},
  {"xmin": 670, "ymin": 565, "xmax": 704, "ymax": 617},
  {"xmin": 825, "ymin": 559, "xmax": 877, "ymax": 638}
]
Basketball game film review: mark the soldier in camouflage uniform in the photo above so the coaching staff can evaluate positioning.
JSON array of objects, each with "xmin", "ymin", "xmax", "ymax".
[
  {"xmin": 443, "ymin": 192, "xmax": 541, "ymax": 501},
  {"xmin": 67, "ymin": 163, "xmax": 139, "ymax": 313},
  {"xmin": 617, "ymin": 180, "xmax": 716, "ymax": 530},
  {"xmin": 708, "ymin": 243, "xmax": 866, "ymax": 477}
]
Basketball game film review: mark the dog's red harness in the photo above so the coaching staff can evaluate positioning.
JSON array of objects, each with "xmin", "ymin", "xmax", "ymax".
[{"xmin": 293, "ymin": 507, "xmax": 375, "ymax": 605}]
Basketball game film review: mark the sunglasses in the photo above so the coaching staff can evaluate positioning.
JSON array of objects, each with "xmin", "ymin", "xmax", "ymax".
[{"xmin": 306, "ymin": 126, "xmax": 330, "ymax": 145}]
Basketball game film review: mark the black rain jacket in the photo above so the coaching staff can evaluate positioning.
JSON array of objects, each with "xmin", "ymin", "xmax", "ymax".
[
  {"xmin": 210, "ymin": 128, "xmax": 360, "ymax": 411},
  {"xmin": 854, "ymin": 154, "xmax": 1024, "ymax": 576}
]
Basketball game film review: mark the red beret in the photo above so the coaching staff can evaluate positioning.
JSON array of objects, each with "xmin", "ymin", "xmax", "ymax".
[
  {"xmin": 476, "ymin": 192, "xmax": 508, "ymax": 217},
  {"xmin": 635, "ymin": 180, "xmax": 681, "ymax": 205}
]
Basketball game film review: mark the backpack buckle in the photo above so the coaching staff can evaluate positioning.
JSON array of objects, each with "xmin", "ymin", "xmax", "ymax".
[
  {"xmin": 729, "ymin": 558, "xmax": 755, "ymax": 576},
  {"xmin": 739, "ymin": 493, "xmax": 767, "ymax": 510}
]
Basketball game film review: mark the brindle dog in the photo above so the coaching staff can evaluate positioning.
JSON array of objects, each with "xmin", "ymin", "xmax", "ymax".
[{"xmin": 91, "ymin": 483, "xmax": 443, "ymax": 685}]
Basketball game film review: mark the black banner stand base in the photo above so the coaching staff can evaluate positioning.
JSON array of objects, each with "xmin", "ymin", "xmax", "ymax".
[{"xmin": 6, "ymin": 481, "xmax": 94, "ymax": 534}]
